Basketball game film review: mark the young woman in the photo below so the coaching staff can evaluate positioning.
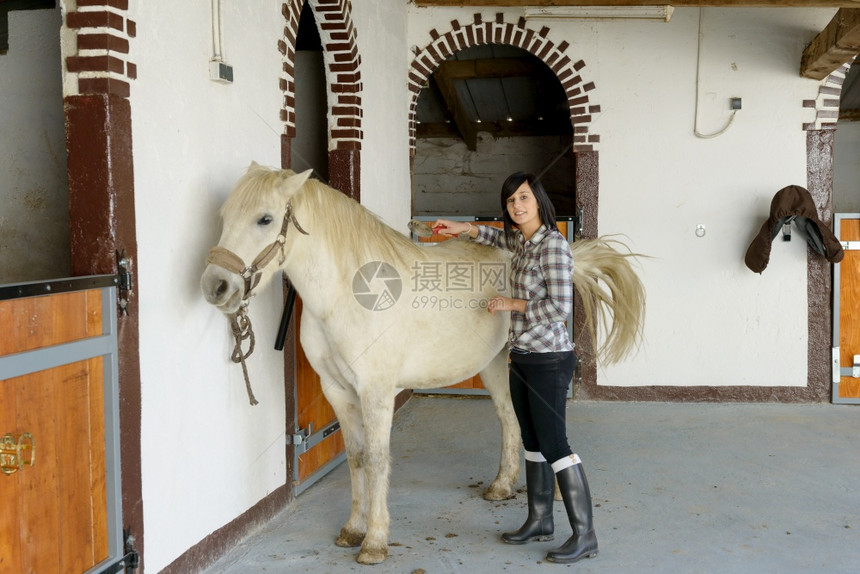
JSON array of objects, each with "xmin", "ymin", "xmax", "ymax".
[{"xmin": 432, "ymin": 172, "xmax": 598, "ymax": 564}]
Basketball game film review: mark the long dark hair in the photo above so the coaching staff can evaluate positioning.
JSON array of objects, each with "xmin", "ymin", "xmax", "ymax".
[{"xmin": 500, "ymin": 172, "xmax": 557, "ymax": 243}]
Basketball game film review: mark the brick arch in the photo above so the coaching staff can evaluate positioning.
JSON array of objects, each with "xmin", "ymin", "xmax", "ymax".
[
  {"xmin": 408, "ymin": 12, "xmax": 602, "ymax": 396},
  {"xmin": 407, "ymin": 12, "xmax": 600, "ymax": 154},
  {"xmin": 280, "ymin": 0, "xmax": 362, "ymax": 198},
  {"xmin": 803, "ymin": 58, "xmax": 854, "ymax": 131}
]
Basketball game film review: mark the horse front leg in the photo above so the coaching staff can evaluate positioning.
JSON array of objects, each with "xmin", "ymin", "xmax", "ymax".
[
  {"xmin": 319, "ymin": 379, "xmax": 369, "ymax": 548},
  {"xmin": 355, "ymin": 385, "xmax": 396, "ymax": 565},
  {"xmin": 480, "ymin": 350, "xmax": 521, "ymax": 501}
]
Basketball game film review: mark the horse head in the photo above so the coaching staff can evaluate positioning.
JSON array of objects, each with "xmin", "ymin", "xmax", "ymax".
[{"xmin": 201, "ymin": 163, "xmax": 313, "ymax": 314}]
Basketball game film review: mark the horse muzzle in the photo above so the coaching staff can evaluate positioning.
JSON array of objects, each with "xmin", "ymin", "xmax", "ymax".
[{"xmin": 201, "ymin": 264, "xmax": 246, "ymax": 314}]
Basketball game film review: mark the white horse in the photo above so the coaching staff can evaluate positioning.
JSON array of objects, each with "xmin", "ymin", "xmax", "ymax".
[{"xmin": 200, "ymin": 163, "xmax": 645, "ymax": 565}]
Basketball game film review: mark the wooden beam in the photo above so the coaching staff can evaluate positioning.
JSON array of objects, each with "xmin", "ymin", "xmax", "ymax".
[
  {"xmin": 438, "ymin": 58, "xmax": 545, "ymax": 79},
  {"xmin": 417, "ymin": 117, "xmax": 572, "ymax": 139},
  {"xmin": 416, "ymin": 1, "xmax": 860, "ymax": 7},
  {"xmin": 431, "ymin": 66, "xmax": 479, "ymax": 150},
  {"xmin": 801, "ymin": 8, "xmax": 860, "ymax": 79}
]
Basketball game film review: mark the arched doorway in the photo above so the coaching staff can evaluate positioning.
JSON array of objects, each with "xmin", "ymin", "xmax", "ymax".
[
  {"xmin": 408, "ymin": 13, "xmax": 601, "ymax": 390},
  {"xmin": 412, "ymin": 44, "xmax": 575, "ymax": 218}
]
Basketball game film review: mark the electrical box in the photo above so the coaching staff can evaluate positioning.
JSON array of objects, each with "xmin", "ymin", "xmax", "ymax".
[{"xmin": 210, "ymin": 61, "xmax": 234, "ymax": 84}]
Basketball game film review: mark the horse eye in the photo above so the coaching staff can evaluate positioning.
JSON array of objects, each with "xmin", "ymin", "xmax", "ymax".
[{"xmin": 257, "ymin": 215, "xmax": 274, "ymax": 226}]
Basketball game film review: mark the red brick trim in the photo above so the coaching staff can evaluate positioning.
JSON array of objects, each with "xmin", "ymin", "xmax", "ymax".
[
  {"xmin": 63, "ymin": 2, "xmax": 137, "ymax": 98},
  {"xmin": 281, "ymin": 0, "xmax": 362, "ymax": 152},
  {"xmin": 408, "ymin": 13, "xmax": 599, "ymax": 154},
  {"xmin": 77, "ymin": 33, "xmax": 130, "ymax": 53},
  {"xmin": 803, "ymin": 58, "xmax": 853, "ymax": 131}
]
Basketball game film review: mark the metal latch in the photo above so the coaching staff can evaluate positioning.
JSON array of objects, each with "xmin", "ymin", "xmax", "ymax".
[
  {"xmin": 854, "ymin": 355, "xmax": 860, "ymax": 379},
  {"xmin": 841, "ymin": 241, "xmax": 859, "ymax": 251},
  {"xmin": 289, "ymin": 423, "xmax": 313, "ymax": 453}
]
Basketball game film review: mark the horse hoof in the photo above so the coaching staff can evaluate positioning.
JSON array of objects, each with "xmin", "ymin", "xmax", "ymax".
[
  {"xmin": 357, "ymin": 546, "xmax": 388, "ymax": 565},
  {"xmin": 336, "ymin": 527, "xmax": 365, "ymax": 548},
  {"xmin": 483, "ymin": 482, "xmax": 515, "ymax": 501}
]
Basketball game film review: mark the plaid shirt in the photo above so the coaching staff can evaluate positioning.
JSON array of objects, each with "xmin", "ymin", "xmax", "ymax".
[{"xmin": 474, "ymin": 224, "xmax": 574, "ymax": 353}]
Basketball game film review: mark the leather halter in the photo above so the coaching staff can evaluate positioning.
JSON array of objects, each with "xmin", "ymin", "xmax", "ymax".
[{"xmin": 206, "ymin": 202, "xmax": 308, "ymax": 301}]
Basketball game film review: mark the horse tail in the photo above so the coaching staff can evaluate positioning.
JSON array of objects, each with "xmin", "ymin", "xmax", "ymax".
[{"xmin": 570, "ymin": 236, "xmax": 646, "ymax": 365}]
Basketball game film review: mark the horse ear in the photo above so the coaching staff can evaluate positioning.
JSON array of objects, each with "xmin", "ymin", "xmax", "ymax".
[{"xmin": 282, "ymin": 168, "xmax": 313, "ymax": 198}]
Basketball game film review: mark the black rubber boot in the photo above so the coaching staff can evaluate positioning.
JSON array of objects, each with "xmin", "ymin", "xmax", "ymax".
[
  {"xmin": 501, "ymin": 460, "xmax": 555, "ymax": 544},
  {"xmin": 545, "ymin": 463, "xmax": 599, "ymax": 563}
]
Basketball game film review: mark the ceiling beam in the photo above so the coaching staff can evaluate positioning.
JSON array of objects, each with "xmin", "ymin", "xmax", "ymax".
[
  {"xmin": 801, "ymin": 8, "xmax": 860, "ymax": 79},
  {"xmin": 417, "ymin": 118, "xmax": 572, "ymax": 139},
  {"xmin": 431, "ymin": 67, "xmax": 479, "ymax": 150},
  {"xmin": 438, "ymin": 57, "xmax": 546, "ymax": 79},
  {"xmin": 416, "ymin": 1, "xmax": 860, "ymax": 7}
]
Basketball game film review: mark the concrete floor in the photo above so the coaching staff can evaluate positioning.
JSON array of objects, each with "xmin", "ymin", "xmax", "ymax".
[{"xmin": 201, "ymin": 397, "xmax": 859, "ymax": 574}]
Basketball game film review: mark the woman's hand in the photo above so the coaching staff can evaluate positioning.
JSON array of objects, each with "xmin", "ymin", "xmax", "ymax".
[
  {"xmin": 487, "ymin": 296, "xmax": 526, "ymax": 315},
  {"xmin": 430, "ymin": 219, "xmax": 472, "ymax": 238}
]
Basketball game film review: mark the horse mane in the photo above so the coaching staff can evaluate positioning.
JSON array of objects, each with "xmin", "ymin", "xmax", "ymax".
[
  {"xmin": 223, "ymin": 163, "xmax": 502, "ymax": 275},
  {"xmin": 292, "ymin": 176, "xmax": 429, "ymax": 270},
  {"xmin": 221, "ymin": 164, "xmax": 293, "ymax": 220}
]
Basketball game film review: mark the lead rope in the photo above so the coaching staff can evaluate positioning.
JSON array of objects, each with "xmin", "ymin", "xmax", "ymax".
[
  {"xmin": 229, "ymin": 304, "xmax": 258, "ymax": 406},
  {"xmin": 213, "ymin": 202, "xmax": 309, "ymax": 406}
]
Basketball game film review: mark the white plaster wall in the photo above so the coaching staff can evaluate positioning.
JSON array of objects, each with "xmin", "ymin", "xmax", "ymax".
[
  {"xmin": 0, "ymin": 8, "xmax": 69, "ymax": 283},
  {"xmin": 350, "ymin": 1, "xmax": 411, "ymax": 234},
  {"xmin": 834, "ymin": 120, "xmax": 860, "ymax": 214},
  {"xmin": 407, "ymin": 6, "xmax": 838, "ymax": 387},
  {"xmin": 128, "ymin": 1, "xmax": 287, "ymax": 570},
  {"xmin": 123, "ymin": 1, "xmax": 412, "ymax": 570}
]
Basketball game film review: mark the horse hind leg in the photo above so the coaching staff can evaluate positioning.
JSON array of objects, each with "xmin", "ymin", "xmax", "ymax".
[{"xmin": 480, "ymin": 350, "xmax": 520, "ymax": 501}]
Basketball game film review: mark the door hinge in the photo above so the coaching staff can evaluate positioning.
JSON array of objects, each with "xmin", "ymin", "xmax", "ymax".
[
  {"xmin": 841, "ymin": 241, "xmax": 859, "ymax": 251},
  {"xmin": 116, "ymin": 250, "xmax": 134, "ymax": 316},
  {"xmin": 95, "ymin": 529, "xmax": 139, "ymax": 573},
  {"xmin": 833, "ymin": 347, "xmax": 840, "ymax": 384}
]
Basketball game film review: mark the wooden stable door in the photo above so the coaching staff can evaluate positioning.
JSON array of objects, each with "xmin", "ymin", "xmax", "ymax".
[
  {"xmin": 0, "ymin": 289, "xmax": 109, "ymax": 573},
  {"xmin": 293, "ymin": 297, "xmax": 346, "ymax": 489},
  {"xmin": 833, "ymin": 214, "xmax": 860, "ymax": 403}
]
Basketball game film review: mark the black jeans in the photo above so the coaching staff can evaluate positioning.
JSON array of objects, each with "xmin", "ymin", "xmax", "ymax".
[{"xmin": 509, "ymin": 350, "xmax": 576, "ymax": 465}]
